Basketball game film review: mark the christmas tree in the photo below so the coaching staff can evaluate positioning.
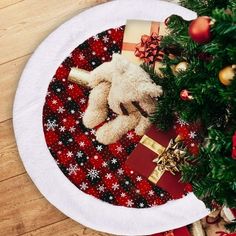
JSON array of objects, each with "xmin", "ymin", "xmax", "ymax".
[{"xmin": 143, "ymin": 0, "xmax": 236, "ymax": 231}]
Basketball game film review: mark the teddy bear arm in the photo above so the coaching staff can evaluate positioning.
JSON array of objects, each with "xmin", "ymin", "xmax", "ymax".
[
  {"xmin": 83, "ymin": 82, "xmax": 110, "ymax": 129},
  {"xmin": 95, "ymin": 113, "xmax": 141, "ymax": 145},
  {"xmin": 135, "ymin": 116, "xmax": 152, "ymax": 136},
  {"xmin": 137, "ymin": 82, "xmax": 163, "ymax": 98}
]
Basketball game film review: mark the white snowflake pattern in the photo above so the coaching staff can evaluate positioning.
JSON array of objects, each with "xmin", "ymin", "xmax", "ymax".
[
  {"xmin": 67, "ymin": 164, "xmax": 79, "ymax": 175},
  {"xmin": 102, "ymin": 161, "xmax": 108, "ymax": 167},
  {"xmin": 76, "ymin": 151, "xmax": 83, "ymax": 158},
  {"xmin": 177, "ymin": 118, "xmax": 189, "ymax": 127},
  {"xmin": 79, "ymin": 141, "xmax": 85, "ymax": 147},
  {"xmin": 57, "ymin": 106, "xmax": 65, "ymax": 113},
  {"xmin": 139, "ymin": 202, "xmax": 145, "ymax": 208},
  {"xmin": 79, "ymin": 53, "xmax": 85, "ymax": 60},
  {"xmin": 69, "ymin": 126, "xmax": 76, "ymax": 133},
  {"xmin": 80, "ymin": 182, "xmax": 88, "ymax": 190},
  {"xmin": 59, "ymin": 126, "xmax": 66, "ymax": 132},
  {"xmin": 68, "ymin": 84, "xmax": 74, "ymax": 89},
  {"xmin": 80, "ymin": 98, "xmax": 86, "ymax": 104},
  {"xmin": 96, "ymin": 145, "xmax": 103, "ymax": 151},
  {"xmin": 102, "ymin": 35, "xmax": 109, "ymax": 43},
  {"xmin": 148, "ymin": 190, "xmax": 155, "ymax": 196},
  {"xmin": 117, "ymin": 168, "xmax": 124, "ymax": 175},
  {"xmin": 105, "ymin": 173, "xmax": 112, "ymax": 179},
  {"xmin": 44, "ymin": 120, "xmax": 58, "ymax": 131},
  {"xmin": 87, "ymin": 168, "xmax": 100, "ymax": 180},
  {"xmin": 121, "ymin": 193, "xmax": 126, "ymax": 198},
  {"xmin": 136, "ymin": 176, "xmax": 142, "ymax": 182},
  {"xmin": 97, "ymin": 184, "xmax": 105, "ymax": 193},
  {"xmin": 93, "ymin": 35, "xmax": 99, "ymax": 41},
  {"xmin": 127, "ymin": 132, "xmax": 134, "ymax": 140},
  {"xmin": 90, "ymin": 129, "xmax": 96, "ymax": 135},
  {"xmin": 126, "ymin": 200, "xmax": 134, "ymax": 207},
  {"xmin": 66, "ymin": 151, "xmax": 73, "ymax": 157},
  {"xmin": 70, "ymin": 109, "xmax": 75, "ymax": 114},
  {"xmin": 116, "ymin": 145, "xmax": 124, "ymax": 153},
  {"xmin": 46, "ymin": 91, "xmax": 51, "ymax": 96},
  {"xmin": 188, "ymin": 131, "xmax": 197, "ymax": 139},
  {"xmin": 111, "ymin": 158, "xmax": 117, "ymax": 164},
  {"xmin": 112, "ymin": 182, "xmax": 120, "ymax": 191},
  {"xmin": 52, "ymin": 99, "xmax": 57, "ymax": 104}
]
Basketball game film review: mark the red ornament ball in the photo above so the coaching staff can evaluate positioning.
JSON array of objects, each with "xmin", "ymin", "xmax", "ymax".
[
  {"xmin": 188, "ymin": 16, "xmax": 211, "ymax": 44},
  {"xmin": 180, "ymin": 89, "xmax": 193, "ymax": 101}
]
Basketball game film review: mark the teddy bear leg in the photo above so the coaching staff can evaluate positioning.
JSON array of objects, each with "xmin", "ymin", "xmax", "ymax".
[
  {"xmin": 134, "ymin": 116, "xmax": 152, "ymax": 136},
  {"xmin": 96, "ymin": 113, "xmax": 140, "ymax": 145},
  {"xmin": 83, "ymin": 82, "xmax": 110, "ymax": 129}
]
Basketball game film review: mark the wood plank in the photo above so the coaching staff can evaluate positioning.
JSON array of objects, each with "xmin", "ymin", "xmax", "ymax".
[
  {"xmin": 0, "ymin": 173, "xmax": 67, "ymax": 235},
  {"xmin": 0, "ymin": 119, "xmax": 26, "ymax": 181},
  {"xmin": 22, "ymin": 218, "xmax": 112, "ymax": 236},
  {"xmin": 0, "ymin": 0, "xmax": 108, "ymax": 65},
  {"xmin": 0, "ymin": 0, "xmax": 24, "ymax": 9},
  {"xmin": 0, "ymin": 55, "xmax": 30, "ymax": 122}
]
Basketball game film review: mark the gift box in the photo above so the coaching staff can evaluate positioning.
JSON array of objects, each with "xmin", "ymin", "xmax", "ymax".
[
  {"xmin": 152, "ymin": 226, "xmax": 191, "ymax": 236},
  {"xmin": 122, "ymin": 20, "xmax": 168, "ymax": 70},
  {"xmin": 126, "ymin": 125, "xmax": 188, "ymax": 199}
]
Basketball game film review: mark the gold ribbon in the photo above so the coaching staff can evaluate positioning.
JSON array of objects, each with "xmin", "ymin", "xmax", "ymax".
[{"xmin": 140, "ymin": 134, "xmax": 186, "ymax": 184}]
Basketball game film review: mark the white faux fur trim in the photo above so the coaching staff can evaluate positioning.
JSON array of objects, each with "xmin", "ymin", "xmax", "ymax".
[{"xmin": 13, "ymin": 0, "xmax": 209, "ymax": 235}]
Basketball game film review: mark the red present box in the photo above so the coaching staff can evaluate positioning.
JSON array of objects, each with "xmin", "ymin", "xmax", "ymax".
[
  {"xmin": 126, "ymin": 125, "xmax": 188, "ymax": 199},
  {"xmin": 152, "ymin": 226, "xmax": 191, "ymax": 236}
]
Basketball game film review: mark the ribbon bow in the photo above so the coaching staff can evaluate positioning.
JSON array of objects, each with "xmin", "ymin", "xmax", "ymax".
[
  {"xmin": 135, "ymin": 32, "xmax": 164, "ymax": 64},
  {"xmin": 153, "ymin": 138, "xmax": 188, "ymax": 175}
]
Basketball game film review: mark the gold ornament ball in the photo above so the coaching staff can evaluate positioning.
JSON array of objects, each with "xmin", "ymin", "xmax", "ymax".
[
  {"xmin": 175, "ymin": 62, "xmax": 189, "ymax": 73},
  {"xmin": 219, "ymin": 65, "xmax": 236, "ymax": 86}
]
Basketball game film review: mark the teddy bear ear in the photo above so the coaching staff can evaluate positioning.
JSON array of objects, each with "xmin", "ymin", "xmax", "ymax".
[{"xmin": 111, "ymin": 53, "xmax": 130, "ymax": 73}]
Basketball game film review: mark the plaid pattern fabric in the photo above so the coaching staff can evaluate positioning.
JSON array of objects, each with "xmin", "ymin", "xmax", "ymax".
[{"xmin": 42, "ymin": 26, "xmax": 194, "ymax": 208}]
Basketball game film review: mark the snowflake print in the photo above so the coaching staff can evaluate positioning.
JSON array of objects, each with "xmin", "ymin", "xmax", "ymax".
[
  {"xmin": 105, "ymin": 173, "xmax": 112, "ymax": 179},
  {"xmin": 52, "ymin": 99, "xmax": 57, "ymax": 104},
  {"xmin": 68, "ymin": 84, "xmax": 74, "ymax": 89},
  {"xmin": 79, "ymin": 53, "xmax": 85, "ymax": 60},
  {"xmin": 76, "ymin": 151, "xmax": 83, "ymax": 158},
  {"xmin": 87, "ymin": 168, "xmax": 100, "ymax": 180},
  {"xmin": 121, "ymin": 193, "xmax": 126, "ymax": 198},
  {"xmin": 97, "ymin": 184, "xmax": 105, "ymax": 193},
  {"xmin": 44, "ymin": 119, "xmax": 58, "ymax": 131},
  {"xmin": 69, "ymin": 126, "xmax": 76, "ymax": 133},
  {"xmin": 80, "ymin": 98, "xmax": 86, "ymax": 104},
  {"xmin": 189, "ymin": 131, "xmax": 197, "ymax": 139},
  {"xmin": 127, "ymin": 132, "xmax": 134, "ymax": 140},
  {"xmin": 177, "ymin": 118, "xmax": 189, "ymax": 127},
  {"xmin": 96, "ymin": 145, "xmax": 103, "ymax": 151},
  {"xmin": 79, "ymin": 141, "xmax": 85, "ymax": 147},
  {"xmin": 112, "ymin": 182, "xmax": 120, "ymax": 190},
  {"xmin": 102, "ymin": 161, "xmax": 108, "ymax": 167},
  {"xmin": 66, "ymin": 151, "xmax": 73, "ymax": 157},
  {"xmin": 148, "ymin": 190, "xmax": 155, "ymax": 196},
  {"xmin": 59, "ymin": 126, "xmax": 66, "ymax": 132},
  {"xmin": 67, "ymin": 164, "xmax": 79, "ymax": 175},
  {"xmin": 93, "ymin": 35, "xmax": 99, "ymax": 41},
  {"xmin": 117, "ymin": 168, "xmax": 124, "ymax": 175},
  {"xmin": 57, "ymin": 106, "xmax": 65, "ymax": 113},
  {"xmin": 111, "ymin": 158, "xmax": 118, "ymax": 164},
  {"xmin": 102, "ymin": 35, "xmax": 109, "ymax": 43},
  {"xmin": 80, "ymin": 182, "xmax": 88, "ymax": 190},
  {"xmin": 116, "ymin": 145, "xmax": 123, "ymax": 153},
  {"xmin": 90, "ymin": 129, "xmax": 96, "ymax": 135},
  {"xmin": 136, "ymin": 176, "xmax": 142, "ymax": 182},
  {"xmin": 126, "ymin": 200, "xmax": 134, "ymax": 207}
]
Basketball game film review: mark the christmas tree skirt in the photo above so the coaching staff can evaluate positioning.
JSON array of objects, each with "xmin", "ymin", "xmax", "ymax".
[{"xmin": 13, "ymin": 0, "xmax": 208, "ymax": 235}]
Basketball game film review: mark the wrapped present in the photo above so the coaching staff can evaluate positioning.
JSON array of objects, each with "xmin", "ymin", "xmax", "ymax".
[
  {"xmin": 126, "ymin": 125, "xmax": 188, "ymax": 199},
  {"xmin": 152, "ymin": 226, "xmax": 191, "ymax": 236},
  {"xmin": 121, "ymin": 20, "xmax": 168, "ymax": 70}
]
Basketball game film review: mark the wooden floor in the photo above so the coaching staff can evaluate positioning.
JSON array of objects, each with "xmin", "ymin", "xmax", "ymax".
[{"xmin": 0, "ymin": 1, "xmax": 112, "ymax": 235}]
